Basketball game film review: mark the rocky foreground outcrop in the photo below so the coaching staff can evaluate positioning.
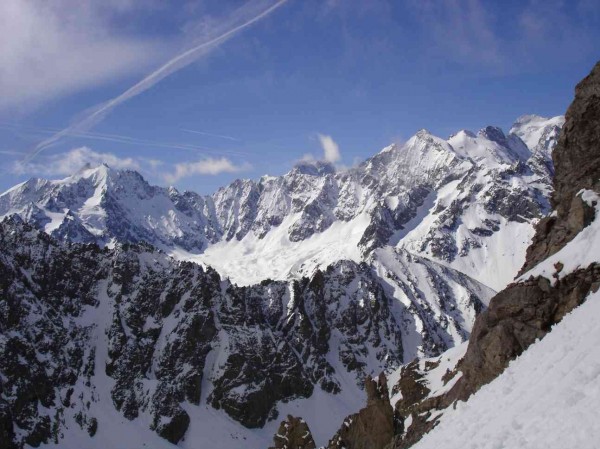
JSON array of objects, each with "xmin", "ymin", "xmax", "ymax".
[
  {"xmin": 325, "ymin": 374, "xmax": 395, "ymax": 449},
  {"xmin": 521, "ymin": 61, "xmax": 600, "ymax": 273},
  {"xmin": 270, "ymin": 60, "xmax": 600, "ymax": 449},
  {"xmin": 269, "ymin": 416, "xmax": 317, "ymax": 449}
]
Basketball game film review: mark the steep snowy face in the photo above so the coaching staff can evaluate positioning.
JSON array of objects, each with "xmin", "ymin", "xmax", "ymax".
[
  {"xmin": 363, "ymin": 132, "xmax": 463, "ymax": 190},
  {"xmin": 411, "ymin": 289, "xmax": 600, "ymax": 449},
  {"xmin": 0, "ymin": 164, "xmax": 220, "ymax": 251},
  {"xmin": 510, "ymin": 114, "xmax": 565, "ymax": 159},
  {"xmin": 0, "ymin": 115, "xmax": 563, "ymax": 290},
  {"xmin": 0, "ymin": 219, "xmax": 492, "ymax": 449},
  {"xmin": 393, "ymin": 117, "xmax": 561, "ymax": 290},
  {"xmin": 510, "ymin": 114, "xmax": 565, "ymax": 180}
]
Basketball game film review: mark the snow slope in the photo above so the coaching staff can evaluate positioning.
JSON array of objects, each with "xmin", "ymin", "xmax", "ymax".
[
  {"xmin": 412, "ymin": 288, "xmax": 600, "ymax": 449},
  {"xmin": 510, "ymin": 114, "xmax": 565, "ymax": 158},
  {"xmin": 518, "ymin": 190, "xmax": 600, "ymax": 284},
  {"xmin": 0, "ymin": 115, "xmax": 563, "ymax": 291},
  {"xmin": 175, "ymin": 212, "xmax": 370, "ymax": 286}
]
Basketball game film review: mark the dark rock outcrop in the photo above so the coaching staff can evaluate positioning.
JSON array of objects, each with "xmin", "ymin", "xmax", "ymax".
[
  {"xmin": 325, "ymin": 374, "xmax": 394, "ymax": 449},
  {"xmin": 521, "ymin": 61, "xmax": 600, "ymax": 273},
  {"xmin": 447, "ymin": 266, "xmax": 600, "ymax": 401},
  {"xmin": 269, "ymin": 415, "xmax": 317, "ymax": 449},
  {"xmin": 310, "ymin": 60, "xmax": 600, "ymax": 449}
]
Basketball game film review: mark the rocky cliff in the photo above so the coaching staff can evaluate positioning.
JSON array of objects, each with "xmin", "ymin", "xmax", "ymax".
[
  {"xmin": 271, "ymin": 61, "xmax": 600, "ymax": 449},
  {"xmin": 0, "ymin": 216, "xmax": 493, "ymax": 449},
  {"xmin": 445, "ymin": 60, "xmax": 600, "ymax": 411},
  {"xmin": 521, "ymin": 62, "xmax": 600, "ymax": 273}
]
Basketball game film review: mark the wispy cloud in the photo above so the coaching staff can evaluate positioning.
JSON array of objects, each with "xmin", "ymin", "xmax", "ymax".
[
  {"xmin": 0, "ymin": 150, "xmax": 21, "ymax": 156},
  {"xmin": 408, "ymin": 0, "xmax": 503, "ymax": 69},
  {"xmin": 12, "ymin": 147, "xmax": 142, "ymax": 177},
  {"xmin": 516, "ymin": 0, "xmax": 598, "ymax": 67},
  {"xmin": 26, "ymin": 0, "xmax": 288, "ymax": 163},
  {"xmin": 0, "ymin": 122, "xmax": 246, "ymax": 157},
  {"xmin": 300, "ymin": 133, "xmax": 344, "ymax": 165},
  {"xmin": 0, "ymin": 0, "xmax": 166, "ymax": 114},
  {"xmin": 318, "ymin": 134, "xmax": 342, "ymax": 163},
  {"xmin": 408, "ymin": 0, "xmax": 598, "ymax": 73},
  {"xmin": 180, "ymin": 128, "xmax": 241, "ymax": 142},
  {"xmin": 163, "ymin": 157, "xmax": 252, "ymax": 183},
  {"xmin": 9, "ymin": 146, "xmax": 250, "ymax": 184}
]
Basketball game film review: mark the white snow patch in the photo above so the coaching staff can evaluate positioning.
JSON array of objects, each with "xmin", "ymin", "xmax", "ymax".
[
  {"xmin": 413, "ymin": 290, "xmax": 600, "ymax": 449},
  {"xmin": 519, "ymin": 190, "xmax": 600, "ymax": 284},
  {"xmin": 387, "ymin": 342, "xmax": 467, "ymax": 408},
  {"xmin": 510, "ymin": 115, "xmax": 565, "ymax": 152},
  {"xmin": 172, "ymin": 213, "xmax": 371, "ymax": 286}
]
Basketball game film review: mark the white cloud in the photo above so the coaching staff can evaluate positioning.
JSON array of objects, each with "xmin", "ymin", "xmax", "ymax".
[
  {"xmin": 408, "ymin": 0, "xmax": 503, "ymax": 69},
  {"xmin": 318, "ymin": 134, "xmax": 342, "ymax": 163},
  {"xmin": 13, "ymin": 147, "xmax": 141, "ymax": 177},
  {"xmin": 163, "ymin": 157, "xmax": 252, "ymax": 183},
  {"xmin": 9, "ymin": 147, "xmax": 252, "ymax": 185},
  {"xmin": 27, "ymin": 0, "xmax": 289, "ymax": 162},
  {"xmin": 408, "ymin": 0, "xmax": 598, "ymax": 73},
  {"xmin": 0, "ymin": 0, "xmax": 166, "ymax": 114}
]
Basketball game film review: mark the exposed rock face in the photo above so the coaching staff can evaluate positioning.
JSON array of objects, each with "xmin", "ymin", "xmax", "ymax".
[
  {"xmin": 521, "ymin": 62, "xmax": 600, "ymax": 273},
  {"xmin": 326, "ymin": 374, "xmax": 394, "ymax": 449},
  {"xmin": 447, "ymin": 265, "xmax": 600, "ymax": 402},
  {"xmin": 269, "ymin": 415, "xmax": 316, "ymax": 449},
  {"xmin": 0, "ymin": 217, "xmax": 490, "ymax": 448},
  {"xmin": 311, "ymin": 61, "xmax": 600, "ymax": 449}
]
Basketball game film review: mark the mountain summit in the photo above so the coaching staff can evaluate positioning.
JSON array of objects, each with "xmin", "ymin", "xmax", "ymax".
[
  {"xmin": 0, "ymin": 112, "xmax": 570, "ymax": 449},
  {"xmin": 1, "ymin": 116, "xmax": 562, "ymax": 291}
]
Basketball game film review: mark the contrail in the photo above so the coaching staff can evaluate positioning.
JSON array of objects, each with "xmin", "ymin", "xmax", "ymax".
[
  {"xmin": 0, "ymin": 150, "xmax": 21, "ymax": 156},
  {"xmin": 180, "ymin": 128, "xmax": 240, "ymax": 142},
  {"xmin": 1, "ymin": 123, "xmax": 247, "ymax": 156},
  {"xmin": 25, "ymin": 0, "xmax": 288, "ymax": 162}
]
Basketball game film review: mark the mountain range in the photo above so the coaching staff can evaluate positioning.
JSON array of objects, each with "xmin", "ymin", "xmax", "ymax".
[
  {"xmin": 0, "ymin": 112, "xmax": 569, "ymax": 449},
  {"xmin": 0, "ymin": 114, "xmax": 563, "ymax": 291},
  {"xmin": 268, "ymin": 61, "xmax": 600, "ymax": 449}
]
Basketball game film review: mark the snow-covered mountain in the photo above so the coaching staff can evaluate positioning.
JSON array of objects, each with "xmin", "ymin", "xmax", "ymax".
[
  {"xmin": 0, "ymin": 115, "xmax": 563, "ymax": 291},
  {"xmin": 0, "ymin": 113, "xmax": 565, "ymax": 449},
  {"xmin": 0, "ymin": 217, "xmax": 492, "ymax": 449},
  {"xmin": 296, "ymin": 61, "xmax": 600, "ymax": 449},
  {"xmin": 412, "ymin": 220, "xmax": 600, "ymax": 449}
]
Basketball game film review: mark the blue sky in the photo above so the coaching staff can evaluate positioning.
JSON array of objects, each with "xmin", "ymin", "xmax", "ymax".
[{"xmin": 1, "ymin": 0, "xmax": 599, "ymax": 194}]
